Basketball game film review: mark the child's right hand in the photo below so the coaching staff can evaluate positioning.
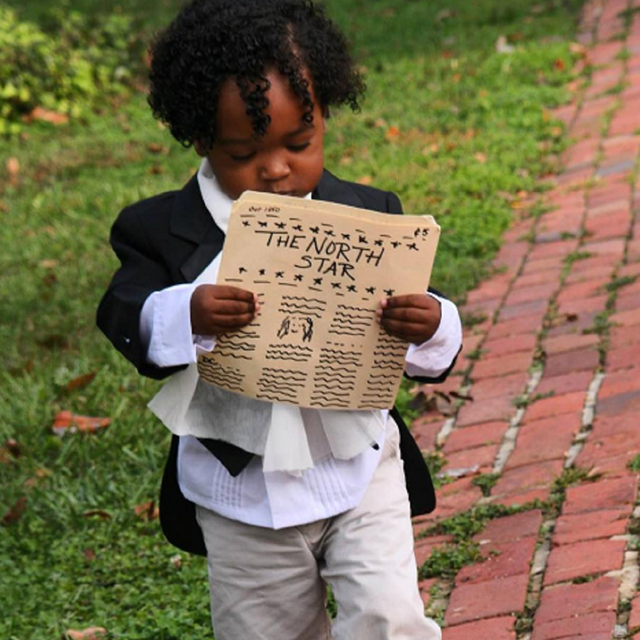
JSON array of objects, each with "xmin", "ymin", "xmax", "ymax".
[{"xmin": 190, "ymin": 284, "xmax": 259, "ymax": 336}]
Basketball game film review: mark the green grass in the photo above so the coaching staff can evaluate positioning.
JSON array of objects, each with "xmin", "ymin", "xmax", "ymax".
[{"xmin": 1, "ymin": 0, "xmax": 586, "ymax": 637}]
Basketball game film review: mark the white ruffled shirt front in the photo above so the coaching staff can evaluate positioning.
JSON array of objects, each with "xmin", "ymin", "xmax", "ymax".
[{"xmin": 140, "ymin": 159, "xmax": 462, "ymax": 528}]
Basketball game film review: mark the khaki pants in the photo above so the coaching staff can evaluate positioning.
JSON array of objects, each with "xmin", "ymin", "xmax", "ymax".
[{"xmin": 195, "ymin": 423, "xmax": 441, "ymax": 640}]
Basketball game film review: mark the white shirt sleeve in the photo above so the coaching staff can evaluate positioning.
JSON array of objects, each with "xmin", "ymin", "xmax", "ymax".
[
  {"xmin": 404, "ymin": 292, "xmax": 462, "ymax": 379},
  {"xmin": 139, "ymin": 283, "xmax": 216, "ymax": 367}
]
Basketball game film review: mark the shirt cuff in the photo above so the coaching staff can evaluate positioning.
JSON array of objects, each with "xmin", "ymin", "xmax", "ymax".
[
  {"xmin": 404, "ymin": 292, "xmax": 462, "ymax": 379},
  {"xmin": 140, "ymin": 283, "xmax": 215, "ymax": 367}
]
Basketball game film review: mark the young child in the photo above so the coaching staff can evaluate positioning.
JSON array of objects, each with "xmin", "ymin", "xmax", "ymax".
[{"xmin": 97, "ymin": 1, "xmax": 462, "ymax": 638}]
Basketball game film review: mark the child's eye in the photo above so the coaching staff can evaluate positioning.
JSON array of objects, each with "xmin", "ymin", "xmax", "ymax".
[
  {"xmin": 288, "ymin": 142, "xmax": 311, "ymax": 152},
  {"xmin": 229, "ymin": 151, "xmax": 256, "ymax": 162}
]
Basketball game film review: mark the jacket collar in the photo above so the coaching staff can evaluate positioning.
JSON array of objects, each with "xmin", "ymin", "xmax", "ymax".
[{"xmin": 171, "ymin": 169, "xmax": 365, "ymax": 282}]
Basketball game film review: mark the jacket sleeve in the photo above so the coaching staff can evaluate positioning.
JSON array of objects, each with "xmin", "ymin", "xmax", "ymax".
[{"xmin": 96, "ymin": 205, "xmax": 186, "ymax": 380}]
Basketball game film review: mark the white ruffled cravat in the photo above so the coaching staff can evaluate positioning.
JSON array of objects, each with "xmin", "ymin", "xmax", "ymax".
[{"xmin": 148, "ymin": 159, "xmax": 385, "ymax": 475}]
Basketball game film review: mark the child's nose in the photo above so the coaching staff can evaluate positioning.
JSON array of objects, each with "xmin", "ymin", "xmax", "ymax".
[{"xmin": 259, "ymin": 153, "xmax": 291, "ymax": 183}]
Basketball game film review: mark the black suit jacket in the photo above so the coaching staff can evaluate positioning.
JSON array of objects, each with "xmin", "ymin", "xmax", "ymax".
[{"xmin": 97, "ymin": 170, "xmax": 456, "ymax": 556}]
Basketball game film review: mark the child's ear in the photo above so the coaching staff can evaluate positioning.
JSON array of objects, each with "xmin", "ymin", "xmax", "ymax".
[{"xmin": 193, "ymin": 140, "xmax": 207, "ymax": 157}]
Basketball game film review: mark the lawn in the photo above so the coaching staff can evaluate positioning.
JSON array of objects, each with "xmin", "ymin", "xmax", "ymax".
[{"xmin": 0, "ymin": 0, "xmax": 585, "ymax": 637}]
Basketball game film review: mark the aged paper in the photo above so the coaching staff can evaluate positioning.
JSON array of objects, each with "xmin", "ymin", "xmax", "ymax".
[{"xmin": 197, "ymin": 191, "xmax": 440, "ymax": 410}]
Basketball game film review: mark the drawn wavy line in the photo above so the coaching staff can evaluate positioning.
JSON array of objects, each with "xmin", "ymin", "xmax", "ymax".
[
  {"xmin": 280, "ymin": 301, "xmax": 325, "ymax": 309},
  {"xmin": 282, "ymin": 296, "xmax": 325, "ymax": 305},
  {"xmin": 260, "ymin": 374, "xmax": 307, "ymax": 382},
  {"xmin": 373, "ymin": 350, "xmax": 407, "ymax": 357},
  {"xmin": 320, "ymin": 348, "xmax": 360, "ymax": 355},
  {"xmin": 334, "ymin": 311, "xmax": 374, "ymax": 320},
  {"xmin": 373, "ymin": 359, "xmax": 403, "ymax": 368},
  {"xmin": 224, "ymin": 278, "xmax": 244, "ymax": 282},
  {"xmin": 236, "ymin": 330, "xmax": 260, "ymax": 337},
  {"xmin": 368, "ymin": 374, "xmax": 397, "ymax": 380},
  {"xmin": 332, "ymin": 319, "xmax": 371, "ymax": 327},
  {"xmin": 265, "ymin": 356, "xmax": 310, "ymax": 363},
  {"xmin": 204, "ymin": 381, "xmax": 244, "ymax": 392},
  {"xmin": 261, "ymin": 371, "xmax": 307, "ymax": 379},
  {"xmin": 314, "ymin": 381, "xmax": 353, "ymax": 391},
  {"xmin": 309, "ymin": 401, "xmax": 349, "ymax": 408},
  {"xmin": 337, "ymin": 305, "xmax": 375, "ymax": 313},
  {"xmin": 278, "ymin": 311, "xmax": 323, "ymax": 319},
  {"xmin": 214, "ymin": 352, "xmax": 252, "ymax": 360},
  {"xmin": 328, "ymin": 330, "xmax": 367, "ymax": 336},
  {"xmin": 256, "ymin": 383, "xmax": 302, "ymax": 393},
  {"xmin": 279, "ymin": 305, "xmax": 325, "ymax": 314},
  {"xmin": 214, "ymin": 342, "xmax": 256, "ymax": 352},
  {"xmin": 263, "ymin": 368, "xmax": 307, "ymax": 375},
  {"xmin": 201, "ymin": 372, "xmax": 243, "ymax": 384},
  {"xmin": 319, "ymin": 353, "xmax": 360, "ymax": 360},
  {"xmin": 311, "ymin": 394, "xmax": 350, "ymax": 401},
  {"xmin": 256, "ymin": 393, "xmax": 298, "ymax": 402},
  {"xmin": 319, "ymin": 359, "xmax": 360, "ymax": 366},
  {"xmin": 268, "ymin": 344, "xmax": 312, "ymax": 351},
  {"xmin": 265, "ymin": 348, "xmax": 312, "ymax": 355},
  {"xmin": 316, "ymin": 365, "xmax": 357, "ymax": 373},
  {"xmin": 197, "ymin": 365, "xmax": 244, "ymax": 379},
  {"xmin": 265, "ymin": 353, "xmax": 312, "ymax": 360},
  {"xmin": 314, "ymin": 373, "xmax": 356, "ymax": 381}
]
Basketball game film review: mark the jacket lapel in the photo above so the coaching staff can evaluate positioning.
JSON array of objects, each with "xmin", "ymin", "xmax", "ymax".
[{"xmin": 171, "ymin": 169, "xmax": 364, "ymax": 283}]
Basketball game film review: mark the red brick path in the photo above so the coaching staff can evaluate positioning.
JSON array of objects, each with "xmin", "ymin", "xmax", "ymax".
[{"xmin": 412, "ymin": 1, "xmax": 640, "ymax": 637}]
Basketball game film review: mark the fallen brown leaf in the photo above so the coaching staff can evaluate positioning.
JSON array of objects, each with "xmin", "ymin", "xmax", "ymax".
[
  {"xmin": 147, "ymin": 142, "xmax": 166, "ymax": 154},
  {"xmin": 385, "ymin": 126, "xmax": 400, "ymax": 142},
  {"xmin": 554, "ymin": 58, "xmax": 566, "ymax": 71},
  {"xmin": 134, "ymin": 500, "xmax": 159, "ymax": 521},
  {"xmin": 39, "ymin": 259, "xmax": 59, "ymax": 268},
  {"xmin": 84, "ymin": 548, "xmax": 96, "ymax": 562},
  {"xmin": 357, "ymin": 175, "xmax": 372, "ymax": 185},
  {"xmin": 2, "ymin": 496, "xmax": 27, "ymax": 525},
  {"xmin": 64, "ymin": 372, "xmax": 97, "ymax": 393},
  {"xmin": 52, "ymin": 411, "xmax": 111, "ymax": 436},
  {"xmin": 82, "ymin": 510, "xmax": 112, "ymax": 520},
  {"xmin": 474, "ymin": 152, "xmax": 487, "ymax": 164},
  {"xmin": 65, "ymin": 627, "xmax": 107, "ymax": 640},
  {"xmin": 25, "ymin": 107, "xmax": 69, "ymax": 125},
  {"xmin": 6, "ymin": 158, "xmax": 19, "ymax": 186}
]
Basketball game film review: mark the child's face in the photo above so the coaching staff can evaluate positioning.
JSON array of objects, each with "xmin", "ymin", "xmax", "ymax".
[{"xmin": 198, "ymin": 69, "xmax": 326, "ymax": 200}]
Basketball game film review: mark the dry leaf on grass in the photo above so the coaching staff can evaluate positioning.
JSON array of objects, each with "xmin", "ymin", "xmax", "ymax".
[
  {"xmin": 52, "ymin": 411, "xmax": 111, "ymax": 436},
  {"xmin": 64, "ymin": 372, "xmax": 97, "ymax": 393},
  {"xmin": 6, "ymin": 158, "xmax": 19, "ymax": 186},
  {"xmin": 24, "ymin": 107, "xmax": 69, "ymax": 125},
  {"xmin": 65, "ymin": 627, "xmax": 107, "ymax": 640},
  {"xmin": 134, "ymin": 500, "xmax": 159, "ymax": 521},
  {"xmin": 1, "ymin": 496, "xmax": 27, "ymax": 526}
]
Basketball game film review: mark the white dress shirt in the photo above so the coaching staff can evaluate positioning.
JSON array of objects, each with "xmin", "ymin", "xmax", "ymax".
[{"xmin": 139, "ymin": 159, "xmax": 462, "ymax": 529}]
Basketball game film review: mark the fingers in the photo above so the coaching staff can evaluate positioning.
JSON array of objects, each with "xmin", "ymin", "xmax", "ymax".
[
  {"xmin": 376, "ymin": 293, "xmax": 441, "ymax": 344},
  {"xmin": 191, "ymin": 284, "xmax": 259, "ymax": 335}
]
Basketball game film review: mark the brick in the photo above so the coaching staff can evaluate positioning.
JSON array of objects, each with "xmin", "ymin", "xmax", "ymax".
[
  {"xmin": 563, "ymin": 477, "xmax": 638, "ymax": 515},
  {"xmin": 488, "ymin": 315, "xmax": 543, "ymax": 339},
  {"xmin": 492, "ymin": 487, "xmax": 550, "ymax": 508},
  {"xmin": 544, "ymin": 539, "xmax": 627, "ymax": 585},
  {"xmin": 483, "ymin": 334, "xmax": 537, "ymax": 359},
  {"xmin": 531, "ymin": 611, "xmax": 617, "ymax": 640},
  {"xmin": 546, "ymin": 311, "xmax": 599, "ymax": 338},
  {"xmin": 442, "ymin": 616, "xmax": 515, "ymax": 640},
  {"xmin": 505, "ymin": 284, "xmax": 558, "ymax": 306},
  {"xmin": 596, "ymin": 387, "xmax": 640, "ymax": 417},
  {"xmin": 536, "ymin": 577, "xmax": 619, "ymax": 626},
  {"xmin": 474, "ymin": 510, "xmax": 543, "ymax": 545},
  {"xmin": 506, "ymin": 413, "xmax": 580, "ymax": 469},
  {"xmin": 444, "ymin": 422, "xmax": 508, "ymax": 454},
  {"xmin": 607, "ymin": 346, "xmax": 640, "ymax": 371},
  {"xmin": 557, "ymin": 295, "xmax": 608, "ymax": 316},
  {"xmin": 566, "ymin": 265, "xmax": 615, "ymax": 284},
  {"xmin": 418, "ymin": 578, "xmax": 437, "ymax": 608},
  {"xmin": 578, "ymin": 431, "xmax": 640, "ymax": 470},
  {"xmin": 515, "ymin": 269, "xmax": 563, "ymax": 289},
  {"xmin": 411, "ymin": 417, "xmax": 444, "ymax": 450},
  {"xmin": 553, "ymin": 509, "xmax": 629, "ymax": 546},
  {"xmin": 456, "ymin": 537, "xmax": 536, "ymax": 584},
  {"xmin": 536, "ymin": 371, "xmax": 594, "ymax": 396},
  {"xmin": 499, "ymin": 299, "xmax": 548, "ymax": 322},
  {"xmin": 556, "ymin": 278, "xmax": 610, "ymax": 304},
  {"xmin": 414, "ymin": 535, "xmax": 454, "ymax": 567},
  {"xmin": 583, "ymin": 238, "xmax": 627, "ymax": 257},
  {"xmin": 609, "ymin": 325, "xmax": 640, "ymax": 349},
  {"xmin": 456, "ymin": 395, "xmax": 515, "ymax": 427},
  {"xmin": 611, "ymin": 308, "xmax": 640, "ymax": 327},
  {"xmin": 544, "ymin": 333, "xmax": 599, "ymax": 355},
  {"xmin": 472, "ymin": 352, "xmax": 532, "ymax": 380},
  {"xmin": 617, "ymin": 291, "xmax": 640, "ymax": 311},
  {"xmin": 524, "ymin": 392, "xmax": 586, "ymax": 422},
  {"xmin": 472, "ymin": 372, "xmax": 529, "ymax": 401},
  {"xmin": 629, "ymin": 593, "xmax": 640, "ymax": 630},
  {"xmin": 443, "ymin": 444, "xmax": 498, "ymax": 474},
  {"xmin": 544, "ymin": 348, "xmax": 599, "ymax": 377},
  {"xmin": 598, "ymin": 371, "xmax": 640, "ymax": 399},
  {"xmin": 445, "ymin": 574, "xmax": 529, "ymax": 626},
  {"xmin": 493, "ymin": 460, "xmax": 564, "ymax": 498}
]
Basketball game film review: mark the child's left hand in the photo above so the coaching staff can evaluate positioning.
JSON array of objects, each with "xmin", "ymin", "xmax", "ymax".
[{"xmin": 376, "ymin": 294, "xmax": 441, "ymax": 345}]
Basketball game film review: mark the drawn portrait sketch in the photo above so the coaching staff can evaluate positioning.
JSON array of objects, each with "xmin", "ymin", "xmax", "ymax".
[{"xmin": 197, "ymin": 191, "xmax": 440, "ymax": 410}]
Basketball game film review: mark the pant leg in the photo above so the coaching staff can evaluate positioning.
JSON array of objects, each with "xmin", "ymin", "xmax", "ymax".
[
  {"xmin": 320, "ymin": 421, "xmax": 442, "ymax": 640},
  {"xmin": 196, "ymin": 506, "xmax": 332, "ymax": 640}
]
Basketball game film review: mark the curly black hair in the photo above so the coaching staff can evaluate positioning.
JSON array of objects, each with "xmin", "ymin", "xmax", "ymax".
[{"xmin": 148, "ymin": 0, "xmax": 365, "ymax": 150}]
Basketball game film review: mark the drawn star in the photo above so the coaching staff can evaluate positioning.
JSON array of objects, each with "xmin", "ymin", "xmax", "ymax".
[
  {"xmin": 275, "ymin": 222, "xmax": 286, "ymax": 229},
  {"xmin": 258, "ymin": 221, "xmax": 268, "ymax": 228},
  {"xmin": 358, "ymin": 235, "xmax": 368, "ymax": 244},
  {"xmin": 324, "ymin": 229, "xmax": 335, "ymax": 236},
  {"xmin": 259, "ymin": 269, "xmax": 266, "ymax": 276},
  {"xmin": 391, "ymin": 241, "xmax": 401, "ymax": 248},
  {"xmin": 384, "ymin": 288, "xmax": 395, "ymax": 296},
  {"xmin": 366, "ymin": 286, "xmax": 376, "ymax": 295},
  {"xmin": 293, "ymin": 224, "xmax": 303, "ymax": 231},
  {"xmin": 347, "ymin": 284, "xmax": 357, "ymax": 293},
  {"xmin": 238, "ymin": 267, "xmax": 247, "ymax": 274},
  {"xmin": 407, "ymin": 242, "xmax": 419, "ymax": 251},
  {"xmin": 294, "ymin": 274, "xmax": 303, "ymax": 282},
  {"xmin": 242, "ymin": 220, "xmax": 251, "ymax": 227},
  {"xmin": 342, "ymin": 233, "xmax": 351, "ymax": 240},
  {"xmin": 275, "ymin": 271, "xmax": 285, "ymax": 278},
  {"xmin": 331, "ymin": 282, "xmax": 342, "ymax": 290},
  {"xmin": 313, "ymin": 277, "xmax": 323, "ymax": 286},
  {"xmin": 374, "ymin": 239, "xmax": 383, "ymax": 246},
  {"xmin": 310, "ymin": 226, "xmax": 320, "ymax": 234}
]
